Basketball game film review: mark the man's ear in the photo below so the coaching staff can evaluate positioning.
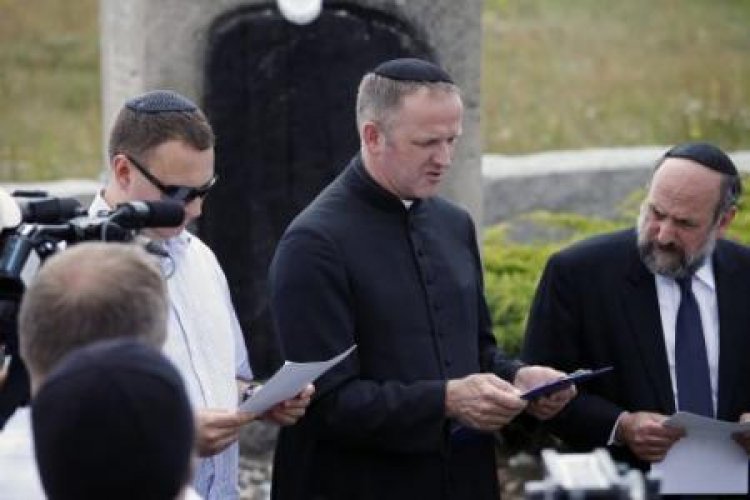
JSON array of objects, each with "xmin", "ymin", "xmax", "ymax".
[
  {"xmin": 361, "ymin": 122, "xmax": 382, "ymax": 154},
  {"xmin": 716, "ymin": 205, "xmax": 737, "ymax": 238},
  {"xmin": 111, "ymin": 154, "xmax": 132, "ymax": 190}
]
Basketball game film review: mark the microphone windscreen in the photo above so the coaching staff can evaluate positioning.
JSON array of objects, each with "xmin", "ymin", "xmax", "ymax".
[
  {"xmin": 112, "ymin": 200, "xmax": 185, "ymax": 229},
  {"xmin": 18, "ymin": 197, "xmax": 83, "ymax": 224},
  {"xmin": 143, "ymin": 200, "xmax": 184, "ymax": 227}
]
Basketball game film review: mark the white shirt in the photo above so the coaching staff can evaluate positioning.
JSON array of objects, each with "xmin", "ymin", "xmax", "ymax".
[
  {"xmin": 90, "ymin": 195, "xmax": 252, "ymax": 500},
  {"xmin": 0, "ymin": 408, "xmax": 45, "ymax": 500},
  {"xmin": 610, "ymin": 261, "xmax": 721, "ymax": 445},
  {"xmin": 655, "ymin": 261, "xmax": 719, "ymax": 414}
]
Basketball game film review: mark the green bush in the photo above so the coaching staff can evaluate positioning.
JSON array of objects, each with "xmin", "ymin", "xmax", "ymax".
[
  {"xmin": 483, "ymin": 212, "xmax": 625, "ymax": 356},
  {"xmin": 483, "ymin": 178, "xmax": 750, "ymax": 356}
]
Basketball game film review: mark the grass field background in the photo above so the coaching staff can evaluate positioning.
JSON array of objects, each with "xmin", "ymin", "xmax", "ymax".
[
  {"xmin": 2, "ymin": 0, "xmax": 749, "ymax": 181},
  {"xmin": 483, "ymin": 0, "xmax": 750, "ymax": 154},
  {"xmin": 0, "ymin": 0, "xmax": 100, "ymax": 181}
]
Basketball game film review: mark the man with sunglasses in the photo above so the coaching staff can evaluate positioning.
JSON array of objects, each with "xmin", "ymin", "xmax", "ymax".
[{"xmin": 91, "ymin": 90, "xmax": 312, "ymax": 500}]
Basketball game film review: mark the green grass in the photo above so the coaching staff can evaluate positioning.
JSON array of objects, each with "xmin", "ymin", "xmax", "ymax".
[
  {"xmin": 2, "ymin": 1, "xmax": 750, "ymax": 180},
  {"xmin": 0, "ymin": 0, "xmax": 100, "ymax": 181},
  {"xmin": 483, "ymin": 0, "xmax": 750, "ymax": 153}
]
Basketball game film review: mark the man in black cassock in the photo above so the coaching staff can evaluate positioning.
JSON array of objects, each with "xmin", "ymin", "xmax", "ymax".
[{"xmin": 269, "ymin": 58, "xmax": 575, "ymax": 500}]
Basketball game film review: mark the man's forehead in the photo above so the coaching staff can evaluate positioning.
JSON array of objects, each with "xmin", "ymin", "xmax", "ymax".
[
  {"xmin": 396, "ymin": 89, "xmax": 463, "ymax": 119},
  {"xmin": 653, "ymin": 157, "xmax": 723, "ymax": 193},
  {"xmin": 147, "ymin": 142, "xmax": 214, "ymax": 183},
  {"xmin": 648, "ymin": 165, "xmax": 721, "ymax": 219}
]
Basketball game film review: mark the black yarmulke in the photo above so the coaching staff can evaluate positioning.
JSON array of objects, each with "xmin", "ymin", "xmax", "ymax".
[
  {"xmin": 664, "ymin": 142, "xmax": 738, "ymax": 176},
  {"xmin": 32, "ymin": 339, "xmax": 194, "ymax": 500},
  {"xmin": 125, "ymin": 90, "xmax": 198, "ymax": 114},
  {"xmin": 372, "ymin": 58, "xmax": 454, "ymax": 84}
]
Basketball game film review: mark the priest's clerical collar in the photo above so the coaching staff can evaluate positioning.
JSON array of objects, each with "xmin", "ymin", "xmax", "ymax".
[{"xmin": 372, "ymin": 58, "xmax": 454, "ymax": 84}]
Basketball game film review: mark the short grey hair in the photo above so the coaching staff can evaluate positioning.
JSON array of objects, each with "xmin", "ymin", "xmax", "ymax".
[
  {"xmin": 355, "ymin": 73, "xmax": 460, "ymax": 135},
  {"xmin": 19, "ymin": 242, "xmax": 168, "ymax": 384}
]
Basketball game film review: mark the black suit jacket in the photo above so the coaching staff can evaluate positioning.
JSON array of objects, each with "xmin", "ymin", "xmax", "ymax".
[{"xmin": 522, "ymin": 228, "xmax": 750, "ymax": 468}]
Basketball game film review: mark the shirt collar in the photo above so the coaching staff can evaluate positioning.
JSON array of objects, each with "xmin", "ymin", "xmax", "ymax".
[
  {"xmin": 345, "ymin": 155, "xmax": 422, "ymax": 213},
  {"xmin": 694, "ymin": 258, "xmax": 715, "ymax": 292},
  {"xmin": 161, "ymin": 231, "xmax": 191, "ymax": 254},
  {"xmin": 654, "ymin": 256, "xmax": 715, "ymax": 292}
]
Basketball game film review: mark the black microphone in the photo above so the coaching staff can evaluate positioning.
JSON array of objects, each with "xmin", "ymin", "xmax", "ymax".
[
  {"xmin": 14, "ymin": 195, "xmax": 84, "ymax": 224},
  {"xmin": 108, "ymin": 200, "xmax": 185, "ymax": 229},
  {"xmin": 11, "ymin": 201, "xmax": 185, "ymax": 244}
]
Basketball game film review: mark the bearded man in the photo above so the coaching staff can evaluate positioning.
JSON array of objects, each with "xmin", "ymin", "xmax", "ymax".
[{"xmin": 521, "ymin": 142, "xmax": 750, "ymax": 473}]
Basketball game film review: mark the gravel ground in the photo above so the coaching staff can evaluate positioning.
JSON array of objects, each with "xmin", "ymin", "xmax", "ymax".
[
  {"xmin": 239, "ymin": 454, "xmax": 273, "ymax": 500},
  {"xmin": 238, "ymin": 421, "xmax": 277, "ymax": 500}
]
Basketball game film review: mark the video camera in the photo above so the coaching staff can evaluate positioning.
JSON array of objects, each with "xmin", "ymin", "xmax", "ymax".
[
  {"xmin": 1, "ymin": 189, "xmax": 184, "ymax": 300},
  {"xmin": 525, "ymin": 449, "xmax": 660, "ymax": 500},
  {"xmin": 0, "ymin": 188, "xmax": 185, "ymax": 426}
]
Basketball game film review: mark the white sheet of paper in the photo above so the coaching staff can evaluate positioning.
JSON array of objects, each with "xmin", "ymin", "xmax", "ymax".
[
  {"xmin": 238, "ymin": 345, "xmax": 356, "ymax": 414},
  {"xmin": 652, "ymin": 411, "xmax": 750, "ymax": 495}
]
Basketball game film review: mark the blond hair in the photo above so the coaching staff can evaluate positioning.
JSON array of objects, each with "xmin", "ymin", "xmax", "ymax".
[{"xmin": 19, "ymin": 242, "xmax": 168, "ymax": 384}]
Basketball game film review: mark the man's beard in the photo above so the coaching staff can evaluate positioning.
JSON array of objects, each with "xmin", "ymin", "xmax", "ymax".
[{"xmin": 636, "ymin": 205, "xmax": 718, "ymax": 279}]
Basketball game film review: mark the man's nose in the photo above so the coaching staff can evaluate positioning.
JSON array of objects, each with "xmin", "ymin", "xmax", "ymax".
[
  {"xmin": 654, "ymin": 220, "xmax": 675, "ymax": 245},
  {"xmin": 433, "ymin": 142, "xmax": 453, "ymax": 167}
]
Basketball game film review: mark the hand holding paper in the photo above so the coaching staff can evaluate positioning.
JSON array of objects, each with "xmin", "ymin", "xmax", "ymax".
[
  {"xmin": 653, "ymin": 411, "xmax": 750, "ymax": 494},
  {"xmin": 263, "ymin": 383, "xmax": 315, "ymax": 426},
  {"xmin": 239, "ymin": 345, "xmax": 356, "ymax": 415},
  {"xmin": 616, "ymin": 411, "xmax": 683, "ymax": 463},
  {"xmin": 195, "ymin": 408, "xmax": 257, "ymax": 457},
  {"xmin": 520, "ymin": 366, "xmax": 613, "ymax": 400},
  {"xmin": 446, "ymin": 373, "xmax": 526, "ymax": 431}
]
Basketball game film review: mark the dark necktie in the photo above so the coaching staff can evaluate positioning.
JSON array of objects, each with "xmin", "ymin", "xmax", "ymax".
[{"xmin": 674, "ymin": 276, "xmax": 714, "ymax": 417}]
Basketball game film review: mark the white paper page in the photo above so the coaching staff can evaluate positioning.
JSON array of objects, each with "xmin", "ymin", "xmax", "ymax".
[
  {"xmin": 652, "ymin": 411, "xmax": 750, "ymax": 494},
  {"xmin": 238, "ymin": 345, "xmax": 356, "ymax": 414}
]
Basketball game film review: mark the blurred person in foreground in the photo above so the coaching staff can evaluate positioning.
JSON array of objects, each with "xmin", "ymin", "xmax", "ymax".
[
  {"xmin": 0, "ymin": 242, "xmax": 188, "ymax": 498},
  {"xmin": 522, "ymin": 143, "xmax": 750, "ymax": 476},
  {"xmin": 32, "ymin": 338, "xmax": 195, "ymax": 500},
  {"xmin": 269, "ymin": 58, "xmax": 575, "ymax": 500},
  {"xmin": 93, "ymin": 89, "xmax": 312, "ymax": 499}
]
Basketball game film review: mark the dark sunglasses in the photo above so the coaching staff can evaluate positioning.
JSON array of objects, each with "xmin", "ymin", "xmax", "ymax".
[{"xmin": 125, "ymin": 154, "xmax": 217, "ymax": 203}]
